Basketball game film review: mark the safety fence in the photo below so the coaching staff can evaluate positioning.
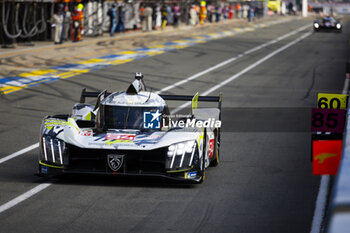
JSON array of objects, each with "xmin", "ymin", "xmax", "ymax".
[{"xmin": 325, "ymin": 62, "xmax": 350, "ymax": 233}]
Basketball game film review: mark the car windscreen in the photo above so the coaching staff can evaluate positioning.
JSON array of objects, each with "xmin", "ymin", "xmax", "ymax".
[
  {"xmin": 103, "ymin": 105, "xmax": 163, "ymax": 130},
  {"xmin": 323, "ymin": 17, "xmax": 334, "ymax": 23}
]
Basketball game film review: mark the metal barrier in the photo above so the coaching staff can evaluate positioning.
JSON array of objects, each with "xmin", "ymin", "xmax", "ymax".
[{"xmin": 326, "ymin": 61, "xmax": 350, "ymax": 233}]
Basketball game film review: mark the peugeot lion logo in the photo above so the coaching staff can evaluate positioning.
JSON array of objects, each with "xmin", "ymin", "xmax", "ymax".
[{"xmin": 107, "ymin": 154, "xmax": 124, "ymax": 172}]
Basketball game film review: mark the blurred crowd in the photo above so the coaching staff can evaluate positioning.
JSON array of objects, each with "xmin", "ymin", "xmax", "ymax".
[
  {"xmin": 51, "ymin": 1, "xmax": 265, "ymax": 44},
  {"xmin": 0, "ymin": 1, "xmax": 266, "ymax": 48},
  {"xmin": 106, "ymin": 1, "xmax": 264, "ymax": 36}
]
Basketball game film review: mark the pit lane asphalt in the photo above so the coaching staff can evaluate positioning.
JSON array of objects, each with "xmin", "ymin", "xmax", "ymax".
[{"xmin": 0, "ymin": 17, "xmax": 349, "ymax": 233}]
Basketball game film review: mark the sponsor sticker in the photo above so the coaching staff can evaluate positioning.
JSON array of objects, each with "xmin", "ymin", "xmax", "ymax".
[
  {"xmin": 143, "ymin": 110, "xmax": 161, "ymax": 129},
  {"xmin": 105, "ymin": 133, "xmax": 135, "ymax": 141},
  {"xmin": 79, "ymin": 129, "xmax": 92, "ymax": 137},
  {"xmin": 41, "ymin": 165, "xmax": 49, "ymax": 174},
  {"xmin": 185, "ymin": 171, "xmax": 197, "ymax": 179}
]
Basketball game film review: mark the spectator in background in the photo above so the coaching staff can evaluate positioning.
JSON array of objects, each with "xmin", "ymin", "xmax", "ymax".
[
  {"xmin": 248, "ymin": 5, "xmax": 254, "ymax": 22},
  {"xmin": 207, "ymin": 4, "xmax": 213, "ymax": 23},
  {"xmin": 116, "ymin": 6, "xmax": 125, "ymax": 33},
  {"xmin": 155, "ymin": 4, "xmax": 162, "ymax": 30},
  {"xmin": 235, "ymin": 3, "xmax": 241, "ymax": 18},
  {"xmin": 143, "ymin": 5, "xmax": 153, "ymax": 32},
  {"xmin": 62, "ymin": 6, "xmax": 71, "ymax": 41},
  {"xmin": 243, "ymin": 4, "xmax": 249, "ymax": 18},
  {"xmin": 173, "ymin": 4, "xmax": 181, "ymax": 27},
  {"xmin": 215, "ymin": 5, "xmax": 221, "ymax": 22},
  {"xmin": 222, "ymin": 5, "xmax": 228, "ymax": 20},
  {"xmin": 161, "ymin": 5, "xmax": 168, "ymax": 29},
  {"xmin": 229, "ymin": 4, "xmax": 234, "ymax": 19},
  {"xmin": 167, "ymin": 5, "xmax": 174, "ymax": 25},
  {"xmin": 139, "ymin": 3, "xmax": 145, "ymax": 30},
  {"xmin": 189, "ymin": 5, "xmax": 197, "ymax": 26},
  {"xmin": 107, "ymin": 4, "xmax": 117, "ymax": 36},
  {"xmin": 52, "ymin": 9, "xmax": 63, "ymax": 44}
]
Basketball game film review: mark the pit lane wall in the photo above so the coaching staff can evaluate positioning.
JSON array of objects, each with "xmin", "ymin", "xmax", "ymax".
[{"xmin": 326, "ymin": 62, "xmax": 350, "ymax": 233}]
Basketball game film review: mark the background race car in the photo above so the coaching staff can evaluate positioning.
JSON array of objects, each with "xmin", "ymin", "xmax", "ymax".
[{"xmin": 313, "ymin": 16, "xmax": 342, "ymax": 32}]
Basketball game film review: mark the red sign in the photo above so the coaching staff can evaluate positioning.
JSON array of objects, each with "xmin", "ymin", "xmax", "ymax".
[
  {"xmin": 311, "ymin": 108, "xmax": 345, "ymax": 133},
  {"xmin": 312, "ymin": 140, "xmax": 342, "ymax": 175}
]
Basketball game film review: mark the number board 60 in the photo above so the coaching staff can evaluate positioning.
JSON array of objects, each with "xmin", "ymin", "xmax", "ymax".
[{"xmin": 317, "ymin": 93, "xmax": 348, "ymax": 109}]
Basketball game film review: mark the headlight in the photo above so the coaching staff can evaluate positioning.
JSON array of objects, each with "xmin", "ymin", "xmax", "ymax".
[
  {"xmin": 166, "ymin": 140, "xmax": 196, "ymax": 169},
  {"xmin": 336, "ymin": 24, "xmax": 341, "ymax": 29},
  {"xmin": 41, "ymin": 135, "xmax": 65, "ymax": 165},
  {"xmin": 314, "ymin": 23, "xmax": 319, "ymax": 29}
]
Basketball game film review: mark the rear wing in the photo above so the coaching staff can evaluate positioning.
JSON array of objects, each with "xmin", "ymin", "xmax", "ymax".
[
  {"xmin": 79, "ymin": 88, "xmax": 222, "ymax": 110},
  {"xmin": 159, "ymin": 93, "xmax": 222, "ymax": 110}
]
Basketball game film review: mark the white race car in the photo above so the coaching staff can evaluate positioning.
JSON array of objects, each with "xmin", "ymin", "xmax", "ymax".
[{"xmin": 38, "ymin": 73, "xmax": 222, "ymax": 183}]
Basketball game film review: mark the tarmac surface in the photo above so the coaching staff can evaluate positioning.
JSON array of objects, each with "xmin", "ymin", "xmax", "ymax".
[{"xmin": 0, "ymin": 16, "xmax": 349, "ymax": 233}]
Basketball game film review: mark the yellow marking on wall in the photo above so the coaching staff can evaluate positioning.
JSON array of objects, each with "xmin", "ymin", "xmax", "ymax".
[
  {"xmin": 77, "ymin": 59, "xmax": 106, "ymax": 64},
  {"xmin": 116, "ymin": 51, "xmax": 138, "ymax": 55},
  {"xmin": 245, "ymin": 28, "xmax": 255, "ymax": 32},
  {"xmin": 108, "ymin": 59, "xmax": 134, "ymax": 65},
  {"xmin": 173, "ymin": 40, "xmax": 188, "ymax": 43},
  {"xmin": 174, "ymin": 45, "xmax": 190, "ymax": 49},
  {"xmin": 148, "ymin": 45, "xmax": 167, "ymax": 48},
  {"xmin": 144, "ymin": 51, "xmax": 165, "ymax": 56},
  {"xmin": 19, "ymin": 69, "xmax": 57, "ymax": 77},
  {"xmin": 222, "ymin": 31, "xmax": 233, "ymax": 35},
  {"xmin": 192, "ymin": 40, "xmax": 206, "ymax": 44}
]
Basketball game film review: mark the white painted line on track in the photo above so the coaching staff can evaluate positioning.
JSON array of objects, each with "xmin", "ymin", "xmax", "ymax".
[
  {"xmin": 0, "ymin": 183, "xmax": 52, "ymax": 214},
  {"xmin": 0, "ymin": 24, "xmax": 311, "ymax": 215},
  {"xmin": 156, "ymin": 24, "xmax": 310, "ymax": 95},
  {"xmin": 0, "ymin": 143, "xmax": 39, "ymax": 164},
  {"xmin": 172, "ymin": 31, "xmax": 312, "ymax": 113},
  {"xmin": 310, "ymin": 175, "xmax": 330, "ymax": 233}
]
